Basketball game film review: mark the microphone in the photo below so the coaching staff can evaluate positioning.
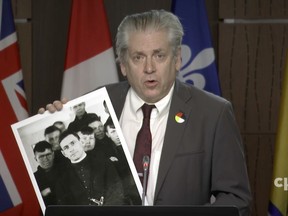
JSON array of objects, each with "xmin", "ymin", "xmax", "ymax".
[{"xmin": 142, "ymin": 155, "xmax": 150, "ymax": 205}]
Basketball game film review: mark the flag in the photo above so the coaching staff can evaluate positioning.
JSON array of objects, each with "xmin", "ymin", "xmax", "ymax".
[
  {"xmin": 61, "ymin": 0, "xmax": 119, "ymax": 100},
  {"xmin": 0, "ymin": 0, "xmax": 40, "ymax": 215},
  {"xmin": 268, "ymin": 51, "xmax": 288, "ymax": 216},
  {"xmin": 171, "ymin": 0, "xmax": 221, "ymax": 96}
]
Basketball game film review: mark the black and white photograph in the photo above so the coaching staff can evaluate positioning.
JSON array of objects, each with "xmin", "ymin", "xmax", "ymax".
[{"xmin": 11, "ymin": 87, "xmax": 142, "ymax": 214}]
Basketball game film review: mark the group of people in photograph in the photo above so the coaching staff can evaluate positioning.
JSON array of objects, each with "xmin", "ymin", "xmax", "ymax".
[{"xmin": 32, "ymin": 101, "xmax": 141, "ymax": 207}]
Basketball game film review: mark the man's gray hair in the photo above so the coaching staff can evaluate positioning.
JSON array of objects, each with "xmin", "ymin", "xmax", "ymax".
[{"xmin": 115, "ymin": 9, "xmax": 184, "ymax": 63}]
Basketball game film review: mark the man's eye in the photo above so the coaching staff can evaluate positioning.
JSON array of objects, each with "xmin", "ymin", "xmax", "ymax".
[
  {"xmin": 133, "ymin": 55, "xmax": 144, "ymax": 62},
  {"xmin": 155, "ymin": 53, "xmax": 165, "ymax": 60}
]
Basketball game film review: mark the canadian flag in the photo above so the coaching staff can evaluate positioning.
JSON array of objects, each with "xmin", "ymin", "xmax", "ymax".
[{"xmin": 61, "ymin": 0, "xmax": 119, "ymax": 100}]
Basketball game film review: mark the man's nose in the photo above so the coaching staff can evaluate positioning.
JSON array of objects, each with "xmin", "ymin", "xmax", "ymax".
[{"xmin": 144, "ymin": 57, "xmax": 155, "ymax": 73}]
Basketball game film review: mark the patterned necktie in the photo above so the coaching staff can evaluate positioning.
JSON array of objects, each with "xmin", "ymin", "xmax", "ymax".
[{"xmin": 133, "ymin": 103, "xmax": 155, "ymax": 185}]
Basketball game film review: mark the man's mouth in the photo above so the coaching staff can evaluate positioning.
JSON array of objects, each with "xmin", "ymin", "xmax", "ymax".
[{"xmin": 145, "ymin": 80, "xmax": 157, "ymax": 87}]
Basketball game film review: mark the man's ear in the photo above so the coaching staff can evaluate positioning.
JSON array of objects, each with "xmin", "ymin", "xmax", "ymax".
[
  {"xmin": 120, "ymin": 62, "xmax": 127, "ymax": 77},
  {"xmin": 175, "ymin": 47, "xmax": 182, "ymax": 72}
]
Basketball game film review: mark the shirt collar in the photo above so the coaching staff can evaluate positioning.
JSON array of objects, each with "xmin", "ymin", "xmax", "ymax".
[{"xmin": 128, "ymin": 83, "xmax": 175, "ymax": 117}]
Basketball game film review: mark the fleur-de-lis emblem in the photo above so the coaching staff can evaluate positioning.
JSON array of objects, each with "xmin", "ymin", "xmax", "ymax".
[{"xmin": 177, "ymin": 44, "xmax": 215, "ymax": 90}]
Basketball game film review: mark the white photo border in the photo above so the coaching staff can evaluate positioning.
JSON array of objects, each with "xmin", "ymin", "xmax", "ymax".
[{"xmin": 11, "ymin": 87, "xmax": 143, "ymax": 214}]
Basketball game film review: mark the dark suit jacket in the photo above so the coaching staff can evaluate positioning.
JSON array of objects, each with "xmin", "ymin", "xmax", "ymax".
[
  {"xmin": 54, "ymin": 152, "xmax": 126, "ymax": 205},
  {"xmin": 104, "ymin": 79, "xmax": 252, "ymax": 216},
  {"xmin": 34, "ymin": 165, "xmax": 59, "ymax": 206}
]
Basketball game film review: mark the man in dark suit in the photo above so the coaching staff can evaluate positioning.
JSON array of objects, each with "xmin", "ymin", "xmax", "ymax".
[
  {"xmin": 55, "ymin": 130, "xmax": 127, "ymax": 205},
  {"xmin": 40, "ymin": 9, "xmax": 252, "ymax": 216},
  {"xmin": 67, "ymin": 101, "xmax": 98, "ymax": 133},
  {"xmin": 33, "ymin": 140, "xmax": 60, "ymax": 206}
]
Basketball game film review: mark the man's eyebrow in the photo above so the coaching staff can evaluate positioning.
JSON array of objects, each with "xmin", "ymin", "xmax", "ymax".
[
  {"xmin": 130, "ymin": 49, "xmax": 165, "ymax": 55},
  {"xmin": 153, "ymin": 48, "xmax": 164, "ymax": 53},
  {"xmin": 130, "ymin": 50, "xmax": 145, "ymax": 55}
]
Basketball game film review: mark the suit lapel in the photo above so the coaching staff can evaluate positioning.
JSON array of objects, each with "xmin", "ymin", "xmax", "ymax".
[
  {"xmin": 106, "ymin": 81, "xmax": 130, "ymax": 120},
  {"xmin": 154, "ymin": 80, "xmax": 193, "ymax": 200}
]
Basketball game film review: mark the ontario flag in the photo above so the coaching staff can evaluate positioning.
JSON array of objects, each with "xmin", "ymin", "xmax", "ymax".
[
  {"xmin": 0, "ymin": 0, "xmax": 40, "ymax": 215},
  {"xmin": 172, "ymin": 0, "xmax": 221, "ymax": 96},
  {"xmin": 61, "ymin": 0, "xmax": 119, "ymax": 100}
]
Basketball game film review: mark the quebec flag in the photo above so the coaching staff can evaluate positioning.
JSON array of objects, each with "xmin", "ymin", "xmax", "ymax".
[
  {"xmin": 0, "ymin": 0, "xmax": 40, "ymax": 215},
  {"xmin": 172, "ymin": 0, "xmax": 221, "ymax": 96}
]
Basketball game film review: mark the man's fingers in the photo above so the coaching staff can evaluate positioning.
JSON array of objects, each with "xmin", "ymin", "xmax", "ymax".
[
  {"xmin": 61, "ymin": 98, "xmax": 68, "ymax": 104},
  {"xmin": 46, "ymin": 103, "xmax": 57, "ymax": 113},
  {"xmin": 38, "ymin": 107, "xmax": 45, "ymax": 114},
  {"xmin": 53, "ymin": 100, "xmax": 64, "ymax": 111},
  {"xmin": 38, "ymin": 98, "xmax": 68, "ymax": 114}
]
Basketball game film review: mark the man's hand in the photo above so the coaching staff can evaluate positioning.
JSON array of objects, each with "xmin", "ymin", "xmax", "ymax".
[{"xmin": 38, "ymin": 98, "xmax": 68, "ymax": 114}]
